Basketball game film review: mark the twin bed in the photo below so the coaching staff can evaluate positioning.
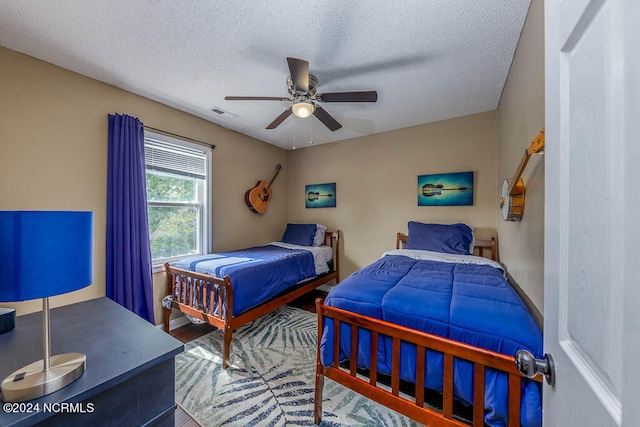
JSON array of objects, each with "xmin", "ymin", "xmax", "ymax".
[
  {"xmin": 163, "ymin": 221, "xmax": 543, "ymax": 427},
  {"xmin": 315, "ymin": 222, "xmax": 543, "ymax": 427},
  {"xmin": 163, "ymin": 223, "xmax": 340, "ymax": 368}
]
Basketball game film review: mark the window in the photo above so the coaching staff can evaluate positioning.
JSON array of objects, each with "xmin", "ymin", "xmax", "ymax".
[{"xmin": 144, "ymin": 132, "xmax": 211, "ymax": 268}]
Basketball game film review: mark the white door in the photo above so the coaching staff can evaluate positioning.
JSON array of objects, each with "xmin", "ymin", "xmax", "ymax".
[{"xmin": 544, "ymin": 0, "xmax": 640, "ymax": 426}]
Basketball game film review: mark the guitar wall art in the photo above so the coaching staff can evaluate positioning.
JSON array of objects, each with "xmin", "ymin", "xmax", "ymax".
[
  {"xmin": 417, "ymin": 171, "xmax": 474, "ymax": 206},
  {"xmin": 305, "ymin": 183, "xmax": 336, "ymax": 208}
]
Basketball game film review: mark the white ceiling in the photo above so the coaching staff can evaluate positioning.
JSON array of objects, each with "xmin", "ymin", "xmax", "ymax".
[{"xmin": 0, "ymin": 0, "xmax": 531, "ymax": 150}]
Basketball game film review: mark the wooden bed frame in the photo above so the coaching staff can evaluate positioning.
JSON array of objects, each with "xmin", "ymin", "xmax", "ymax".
[
  {"xmin": 163, "ymin": 230, "xmax": 340, "ymax": 369},
  {"xmin": 314, "ymin": 235, "xmax": 542, "ymax": 427}
]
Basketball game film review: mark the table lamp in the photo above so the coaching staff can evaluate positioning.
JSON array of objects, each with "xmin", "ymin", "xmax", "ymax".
[{"xmin": 0, "ymin": 211, "xmax": 93, "ymax": 402}]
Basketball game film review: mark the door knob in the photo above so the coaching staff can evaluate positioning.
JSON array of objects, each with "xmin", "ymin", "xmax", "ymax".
[{"xmin": 515, "ymin": 350, "xmax": 555, "ymax": 386}]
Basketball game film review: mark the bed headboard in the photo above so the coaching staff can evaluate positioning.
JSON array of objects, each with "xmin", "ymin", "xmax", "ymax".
[
  {"xmin": 396, "ymin": 232, "xmax": 497, "ymax": 261},
  {"xmin": 323, "ymin": 230, "xmax": 340, "ymax": 276}
]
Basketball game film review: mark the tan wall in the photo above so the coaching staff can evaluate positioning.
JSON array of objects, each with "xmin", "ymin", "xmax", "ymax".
[
  {"xmin": 288, "ymin": 111, "xmax": 498, "ymax": 279},
  {"xmin": 496, "ymin": 0, "xmax": 545, "ymax": 311},
  {"xmin": 0, "ymin": 47, "xmax": 289, "ymax": 323}
]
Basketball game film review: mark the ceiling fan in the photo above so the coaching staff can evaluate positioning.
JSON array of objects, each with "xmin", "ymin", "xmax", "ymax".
[{"xmin": 225, "ymin": 57, "xmax": 378, "ymax": 131}]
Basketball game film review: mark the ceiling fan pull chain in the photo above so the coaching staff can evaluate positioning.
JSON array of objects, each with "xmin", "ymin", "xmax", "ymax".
[{"xmin": 310, "ymin": 120, "xmax": 313, "ymax": 145}]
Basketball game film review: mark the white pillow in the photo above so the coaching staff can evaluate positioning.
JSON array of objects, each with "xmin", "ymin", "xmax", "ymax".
[{"xmin": 313, "ymin": 223, "xmax": 328, "ymax": 246}]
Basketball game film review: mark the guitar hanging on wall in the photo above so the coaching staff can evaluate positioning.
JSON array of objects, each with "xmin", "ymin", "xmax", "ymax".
[
  {"xmin": 500, "ymin": 128, "xmax": 545, "ymax": 221},
  {"xmin": 245, "ymin": 164, "xmax": 281, "ymax": 214}
]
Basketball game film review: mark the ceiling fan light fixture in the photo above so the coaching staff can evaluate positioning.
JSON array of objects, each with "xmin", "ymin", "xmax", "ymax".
[
  {"xmin": 225, "ymin": 57, "xmax": 376, "ymax": 132},
  {"xmin": 292, "ymin": 100, "xmax": 315, "ymax": 118}
]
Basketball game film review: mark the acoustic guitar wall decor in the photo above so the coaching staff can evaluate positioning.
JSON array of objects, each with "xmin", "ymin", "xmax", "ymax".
[
  {"xmin": 245, "ymin": 164, "xmax": 281, "ymax": 214},
  {"xmin": 500, "ymin": 128, "xmax": 545, "ymax": 221}
]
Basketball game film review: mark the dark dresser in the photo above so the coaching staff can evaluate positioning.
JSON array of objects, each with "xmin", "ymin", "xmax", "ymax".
[{"xmin": 0, "ymin": 297, "xmax": 183, "ymax": 426}]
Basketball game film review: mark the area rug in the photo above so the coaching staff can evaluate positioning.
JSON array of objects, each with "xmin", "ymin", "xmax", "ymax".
[{"xmin": 175, "ymin": 306, "xmax": 420, "ymax": 426}]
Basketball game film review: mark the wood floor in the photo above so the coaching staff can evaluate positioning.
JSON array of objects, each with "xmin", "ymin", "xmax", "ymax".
[{"xmin": 169, "ymin": 289, "xmax": 328, "ymax": 426}]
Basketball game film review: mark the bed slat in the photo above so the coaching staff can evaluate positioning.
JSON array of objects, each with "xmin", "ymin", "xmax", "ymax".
[
  {"xmin": 201, "ymin": 281, "xmax": 208, "ymax": 314},
  {"xmin": 333, "ymin": 320, "xmax": 341, "ymax": 368},
  {"xmin": 196, "ymin": 281, "xmax": 202, "ymax": 311},
  {"xmin": 392, "ymin": 337, "xmax": 400, "ymax": 396},
  {"xmin": 415, "ymin": 345, "xmax": 426, "ymax": 407},
  {"xmin": 473, "ymin": 363, "xmax": 485, "ymax": 427},
  {"xmin": 185, "ymin": 277, "xmax": 191, "ymax": 306},
  {"xmin": 176, "ymin": 277, "xmax": 182, "ymax": 304},
  {"xmin": 508, "ymin": 373, "xmax": 522, "ymax": 427},
  {"xmin": 218, "ymin": 285, "xmax": 224, "ymax": 320},
  {"xmin": 350, "ymin": 325, "xmax": 358, "ymax": 377},
  {"xmin": 369, "ymin": 331, "xmax": 378, "ymax": 386},
  {"xmin": 443, "ymin": 354, "xmax": 454, "ymax": 419}
]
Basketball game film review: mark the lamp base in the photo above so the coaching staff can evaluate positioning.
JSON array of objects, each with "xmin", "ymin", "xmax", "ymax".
[{"xmin": 1, "ymin": 353, "xmax": 86, "ymax": 402}]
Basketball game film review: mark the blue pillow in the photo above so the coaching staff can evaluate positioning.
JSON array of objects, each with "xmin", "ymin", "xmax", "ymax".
[
  {"xmin": 282, "ymin": 223, "xmax": 317, "ymax": 246},
  {"xmin": 405, "ymin": 222, "xmax": 473, "ymax": 255}
]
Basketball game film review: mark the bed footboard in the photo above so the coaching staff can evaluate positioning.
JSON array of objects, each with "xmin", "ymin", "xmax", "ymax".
[
  {"xmin": 314, "ymin": 298, "xmax": 541, "ymax": 427},
  {"xmin": 163, "ymin": 264, "xmax": 234, "ymax": 367}
]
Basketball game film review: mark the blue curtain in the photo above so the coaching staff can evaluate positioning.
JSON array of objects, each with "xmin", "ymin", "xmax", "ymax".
[{"xmin": 106, "ymin": 114, "xmax": 155, "ymax": 323}]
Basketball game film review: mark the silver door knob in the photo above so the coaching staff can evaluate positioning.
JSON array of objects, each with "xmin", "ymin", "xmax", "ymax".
[{"xmin": 515, "ymin": 350, "xmax": 555, "ymax": 386}]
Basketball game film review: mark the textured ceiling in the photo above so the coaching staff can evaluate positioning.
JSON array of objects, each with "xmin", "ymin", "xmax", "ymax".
[{"xmin": 0, "ymin": 0, "xmax": 531, "ymax": 150}]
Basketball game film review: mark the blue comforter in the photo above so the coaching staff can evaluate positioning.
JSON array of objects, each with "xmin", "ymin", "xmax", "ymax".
[
  {"xmin": 175, "ymin": 245, "xmax": 316, "ymax": 316},
  {"xmin": 320, "ymin": 253, "xmax": 542, "ymax": 427}
]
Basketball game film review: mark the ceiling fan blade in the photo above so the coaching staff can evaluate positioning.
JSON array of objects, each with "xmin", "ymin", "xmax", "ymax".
[
  {"xmin": 225, "ymin": 96, "xmax": 289, "ymax": 101},
  {"xmin": 313, "ymin": 106, "xmax": 342, "ymax": 131},
  {"xmin": 287, "ymin": 57, "xmax": 309, "ymax": 93},
  {"xmin": 317, "ymin": 91, "xmax": 378, "ymax": 102},
  {"xmin": 266, "ymin": 107, "xmax": 293, "ymax": 129}
]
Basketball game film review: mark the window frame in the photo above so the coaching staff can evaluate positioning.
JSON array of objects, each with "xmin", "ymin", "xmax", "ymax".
[{"xmin": 144, "ymin": 131, "xmax": 212, "ymax": 272}]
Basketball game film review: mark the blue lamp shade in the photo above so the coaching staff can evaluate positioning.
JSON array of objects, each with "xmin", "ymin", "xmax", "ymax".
[{"xmin": 0, "ymin": 211, "xmax": 93, "ymax": 302}]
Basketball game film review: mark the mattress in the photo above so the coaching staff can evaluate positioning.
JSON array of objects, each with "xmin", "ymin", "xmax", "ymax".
[{"xmin": 320, "ymin": 249, "xmax": 542, "ymax": 427}]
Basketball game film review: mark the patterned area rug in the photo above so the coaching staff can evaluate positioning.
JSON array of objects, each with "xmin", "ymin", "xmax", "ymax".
[{"xmin": 175, "ymin": 306, "xmax": 420, "ymax": 426}]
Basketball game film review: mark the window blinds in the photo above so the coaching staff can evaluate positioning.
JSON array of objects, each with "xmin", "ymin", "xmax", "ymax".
[{"xmin": 144, "ymin": 138, "xmax": 207, "ymax": 180}]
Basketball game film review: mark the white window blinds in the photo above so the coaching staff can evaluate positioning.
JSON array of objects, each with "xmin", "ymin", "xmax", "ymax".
[{"xmin": 144, "ymin": 138, "xmax": 207, "ymax": 180}]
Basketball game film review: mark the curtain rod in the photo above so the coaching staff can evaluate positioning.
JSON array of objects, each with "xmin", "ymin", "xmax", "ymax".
[{"xmin": 144, "ymin": 126, "xmax": 216, "ymax": 150}]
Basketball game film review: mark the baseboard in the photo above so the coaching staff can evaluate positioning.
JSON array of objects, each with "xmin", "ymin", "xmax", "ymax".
[{"xmin": 155, "ymin": 315, "xmax": 190, "ymax": 331}]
